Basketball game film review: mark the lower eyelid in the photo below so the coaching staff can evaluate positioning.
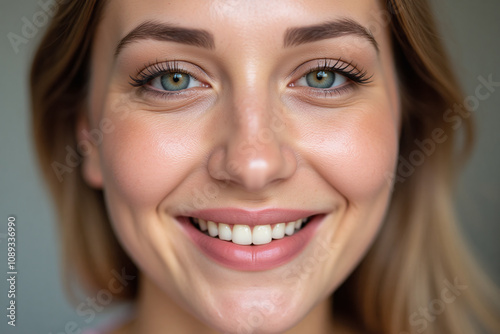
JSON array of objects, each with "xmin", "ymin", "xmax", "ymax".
[
  {"xmin": 136, "ymin": 85, "xmax": 211, "ymax": 101},
  {"xmin": 323, "ymin": 85, "xmax": 354, "ymax": 96},
  {"xmin": 291, "ymin": 82, "xmax": 357, "ymax": 100},
  {"xmin": 316, "ymin": 84, "xmax": 353, "ymax": 95}
]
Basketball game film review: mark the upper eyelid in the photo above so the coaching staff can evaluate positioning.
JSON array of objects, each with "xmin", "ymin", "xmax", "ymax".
[
  {"xmin": 129, "ymin": 60, "xmax": 211, "ymax": 87},
  {"xmin": 129, "ymin": 58, "xmax": 370, "ymax": 89},
  {"xmin": 289, "ymin": 59, "xmax": 372, "ymax": 86},
  {"xmin": 292, "ymin": 58, "xmax": 360, "ymax": 75}
]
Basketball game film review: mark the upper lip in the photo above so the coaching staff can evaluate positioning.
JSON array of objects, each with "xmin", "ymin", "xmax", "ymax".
[{"xmin": 182, "ymin": 208, "xmax": 320, "ymax": 226}]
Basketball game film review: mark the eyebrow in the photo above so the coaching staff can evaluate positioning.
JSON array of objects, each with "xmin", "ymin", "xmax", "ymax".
[
  {"xmin": 115, "ymin": 18, "xmax": 378, "ymax": 57},
  {"xmin": 283, "ymin": 18, "xmax": 379, "ymax": 52},
  {"xmin": 115, "ymin": 20, "xmax": 215, "ymax": 57}
]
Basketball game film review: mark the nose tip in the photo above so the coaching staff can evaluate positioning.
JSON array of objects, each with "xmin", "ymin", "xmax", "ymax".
[
  {"xmin": 207, "ymin": 83, "xmax": 297, "ymax": 192},
  {"xmin": 208, "ymin": 138, "xmax": 297, "ymax": 192}
]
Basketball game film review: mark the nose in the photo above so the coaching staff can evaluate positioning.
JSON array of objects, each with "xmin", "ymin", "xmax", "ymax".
[{"xmin": 207, "ymin": 90, "xmax": 297, "ymax": 192}]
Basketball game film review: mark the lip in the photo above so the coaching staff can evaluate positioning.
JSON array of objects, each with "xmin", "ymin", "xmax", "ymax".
[
  {"xmin": 176, "ymin": 208, "xmax": 325, "ymax": 271},
  {"xmin": 184, "ymin": 208, "xmax": 319, "ymax": 226}
]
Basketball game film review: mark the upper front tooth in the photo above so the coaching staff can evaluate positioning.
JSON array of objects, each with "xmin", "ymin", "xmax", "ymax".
[
  {"xmin": 232, "ymin": 225, "xmax": 252, "ymax": 245},
  {"xmin": 294, "ymin": 219, "xmax": 303, "ymax": 230},
  {"xmin": 218, "ymin": 223, "xmax": 232, "ymax": 241},
  {"xmin": 207, "ymin": 220, "xmax": 218, "ymax": 237},
  {"xmin": 200, "ymin": 218, "xmax": 305, "ymax": 243},
  {"xmin": 272, "ymin": 223, "xmax": 285, "ymax": 239},
  {"xmin": 252, "ymin": 225, "xmax": 272, "ymax": 245},
  {"xmin": 285, "ymin": 222, "xmax": 295, "ymax": 236}
]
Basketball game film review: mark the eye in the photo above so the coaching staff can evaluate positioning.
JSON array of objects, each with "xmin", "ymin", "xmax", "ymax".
[
  {"xmin": 296, "ymin": 70, "xmax": 347, "ymax": 89},
  {"xmin": 149, "ymin": 72, "xmax": 203, "ymax": 91},
  {"xmin": 129, "ymin": 61, "xmax": 209, "ymax": 96}
]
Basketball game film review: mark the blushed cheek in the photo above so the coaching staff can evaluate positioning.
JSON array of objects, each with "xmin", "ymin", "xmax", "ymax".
[
  {"xmin": 305, "ymin": 106, "xmax": 399, "ymax": 202},
  {"xmin": 99, "ymin": 113, "xmax": 197, "ymax": 208}
]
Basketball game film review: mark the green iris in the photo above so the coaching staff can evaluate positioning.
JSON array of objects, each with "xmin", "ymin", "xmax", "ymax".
[
  {"xmin": 305, "ymin": 70, "xmax": 336, "ymax": 88},
  {"xmin": 160, "ymin": 73, "xmax": 190, "ymax": 91}
]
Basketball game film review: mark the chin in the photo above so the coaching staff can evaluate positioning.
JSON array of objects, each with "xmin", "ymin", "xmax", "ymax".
[
  {"xmin": 191, "ymin": 284, "xmax": 313, "ymax": 334},
  {"xmin": 204, "ymin": 308, "xmax": 304, "ymax": 334}
]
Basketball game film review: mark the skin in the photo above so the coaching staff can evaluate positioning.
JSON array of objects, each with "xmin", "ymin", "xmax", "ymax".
[{"xmin": 81, "ymin": 0, "xmax": 400, "ymax": 333}]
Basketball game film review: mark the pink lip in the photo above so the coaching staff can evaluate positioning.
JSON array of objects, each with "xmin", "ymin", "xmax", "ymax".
[
  {"xmin": 184, "ymin": 208, "xmax": 319, "ymax": 226},
  {"xmin": 177, "ymin": 209, "xmax": 325, "ymax": 271}
]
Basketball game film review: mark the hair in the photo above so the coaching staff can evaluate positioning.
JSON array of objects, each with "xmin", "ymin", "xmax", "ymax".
[{"xmin": 30, "ymin": 0, "xmax": 499, "ymax": 333}]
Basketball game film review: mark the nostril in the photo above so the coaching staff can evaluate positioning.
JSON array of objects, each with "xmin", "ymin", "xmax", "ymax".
[{"xmin": 207, "ymin": 137, "xmax": 298, "ymax": 192}]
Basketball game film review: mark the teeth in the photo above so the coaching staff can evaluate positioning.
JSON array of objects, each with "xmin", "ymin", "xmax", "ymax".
[
  {"xmin": 192, "ymin": 217, "xmax": 311, "ymax": 245},
  {"xmin": 285, "ymin": 222, "xmax": 295, "ymax": 236},
  {"xmin": 218, "ymin": 223, "xmax": 232, "ymax": 241},
  {"xmin": 199, "ymin": 219, "xmax": 208, "ymax": 231},
  {"xmin": 207, "ymin": 220, "xmax": 218, "ymax": 237},
  {"xmin": 232, "ymin": 225, "xmax": 252, "ymax": 245},
  {"xmin": 252, "ymin": 225, "xmax": 272, "ymax": 245},
  {"xmin": 272, "ymin": 223, "xmax": 285, "ymax": 239}
]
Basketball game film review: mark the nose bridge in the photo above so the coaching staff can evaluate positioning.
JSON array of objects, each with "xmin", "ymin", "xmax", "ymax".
[
  {"xmin": 208, "ymin": 77, "xmax": 296, "ymax": 192},
  {"xmin": 228, "ymin": 52, "xmax": 279, "ymax": 138},
  {"xmin": 234, "ymin": 85, "xmax": 274, "ymax": 141}
]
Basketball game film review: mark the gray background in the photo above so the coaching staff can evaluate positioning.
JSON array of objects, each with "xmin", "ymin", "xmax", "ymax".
[{"xmin": 0, "ymin": 0, "xmax": 499, "ymax": 333}]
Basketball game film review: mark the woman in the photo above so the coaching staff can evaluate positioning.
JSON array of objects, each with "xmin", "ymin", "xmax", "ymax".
[{"xmin": 30, "ymin": 0, "xmax": 499, "ymax": 333}]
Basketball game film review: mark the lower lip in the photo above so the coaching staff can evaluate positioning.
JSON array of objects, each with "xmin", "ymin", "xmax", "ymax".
[{"xmin": 178, "ymin": 215, "xmax": 324, "ymax": 271}]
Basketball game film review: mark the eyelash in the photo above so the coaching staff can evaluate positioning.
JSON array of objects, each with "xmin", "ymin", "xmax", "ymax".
[
  {"xmin": 311, "ymin": 58, "xmax": 372, "ymax": 84},
  {"xmin": 129, "ymin": 60, "xmax": 196, "ymax": 88},
  {"xmin": 128, "ymin": 58, "xmax": 372, "ymax": 99},
  {"xmin": 294, "ymin": 58, "xmax": 372, "ymax": 98}
]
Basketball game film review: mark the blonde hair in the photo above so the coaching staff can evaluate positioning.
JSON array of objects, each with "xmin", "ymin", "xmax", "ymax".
[{"xmin": 30, "ymin": 0, "xmax": 499, "ymax": 332}]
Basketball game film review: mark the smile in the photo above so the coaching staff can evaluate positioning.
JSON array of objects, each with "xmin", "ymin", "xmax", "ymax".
[
  {"xmin": 178, "ymin": 209, "xmax": 325, "ymax": 271},
  {"xmin": 190, "ymin": 216, "xmax": 312, "ymax": 246}
]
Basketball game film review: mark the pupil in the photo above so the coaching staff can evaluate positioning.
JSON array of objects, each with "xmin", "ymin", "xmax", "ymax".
[
  {"xmin": 316, "ymin": 71, "xmax": 327, "ymax": 81},
  {"xmin": 172, "ymin": 73, "xmax": 182, "ymax": 83}
]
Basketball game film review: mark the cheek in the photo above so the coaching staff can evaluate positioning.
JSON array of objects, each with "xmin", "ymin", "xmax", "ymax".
[
  {"xmin": 301, "ymin": 103, "xmax": 399, "ymax": 202},
  {"xmin": 99, "ymin": 113, "xmax": 198, "ymax": 207}
]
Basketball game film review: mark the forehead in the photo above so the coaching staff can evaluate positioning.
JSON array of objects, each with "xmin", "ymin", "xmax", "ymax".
[{"xmin": 98, "ymin": 0, "xmax": 383, "ymax": 50}]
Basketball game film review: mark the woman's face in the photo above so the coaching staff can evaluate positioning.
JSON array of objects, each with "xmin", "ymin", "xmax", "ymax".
[{"xmin": 84, "ymin": 0, "xmax": 400, "ymax": 332}]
